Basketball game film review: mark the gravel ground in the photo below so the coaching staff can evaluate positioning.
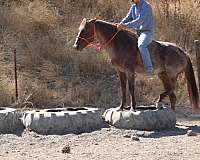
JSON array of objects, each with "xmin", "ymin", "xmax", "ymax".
[{"xmin": 0, "ymin": 106, "xmax": 200, "ymax": 160}]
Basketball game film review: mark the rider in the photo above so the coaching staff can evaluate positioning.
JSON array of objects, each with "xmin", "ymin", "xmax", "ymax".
[{"xmin": 117, "ymin": 0, "xmax": 154, "ymax": 74}]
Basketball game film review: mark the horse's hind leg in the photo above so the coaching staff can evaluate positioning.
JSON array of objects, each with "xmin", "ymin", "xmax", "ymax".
[
  {"xmin": 156, "ymin": 72, "xmax": 169, "ymax": 107},
  {"xmin": 169, "ymin": 91, "xmax": 177, "ymax": 110},
  {"xmin": 168, "ymin": 77, "xmax": 177, "ymax": 110},
  {"xmin": 157, "ymin": 72, "xmax": 177, "ymax": 110}
]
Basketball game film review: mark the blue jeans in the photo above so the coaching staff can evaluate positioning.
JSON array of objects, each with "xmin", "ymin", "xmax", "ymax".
[{"xmin": 137, "ymin": 31, "xmax": 154, "ymax": 73}]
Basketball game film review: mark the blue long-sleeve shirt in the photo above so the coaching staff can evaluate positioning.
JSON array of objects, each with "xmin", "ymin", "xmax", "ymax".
[{"xmin": 120, "ymin": 0, "xmax": 154, "ymax": 33}]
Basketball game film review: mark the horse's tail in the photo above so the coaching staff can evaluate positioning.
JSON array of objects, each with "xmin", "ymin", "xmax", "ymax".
[{"xmin": 185, "ymin": 57, "xmax": 199, "ymax": 111}]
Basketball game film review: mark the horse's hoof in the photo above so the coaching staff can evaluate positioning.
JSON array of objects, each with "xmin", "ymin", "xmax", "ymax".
[
  {"xmin": 130, "ymin": 107, "xmax": 136, "ymax": 112},
  {"xmin": 124, "ymin": 106, "xmax": 131, "ymax": 110},
  {"xmin": 156, "ymin": 102, "xmax": 163, "ymax": 110},
  {"xmin": 115, "ymin": 106, "xmax": 124, "ymax": 111},
  {"xmin": 171, "ymin": 107, "xmax": 175, "ymax": 111}
]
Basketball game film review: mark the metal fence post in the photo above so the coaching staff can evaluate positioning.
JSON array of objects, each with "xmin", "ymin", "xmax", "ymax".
[{"xmin": 14, "ymin": 49, "xmax": 18, "ymax": 101}]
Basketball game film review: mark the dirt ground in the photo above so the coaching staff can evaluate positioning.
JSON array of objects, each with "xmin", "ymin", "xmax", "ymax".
[{"xmin": 0, "ymin": 106, "xmax": 200, "ymax": 160}]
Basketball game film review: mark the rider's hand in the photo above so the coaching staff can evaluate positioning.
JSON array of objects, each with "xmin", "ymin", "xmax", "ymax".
[{"xmin": 117, "ymin": 24, "xmax": 125, "ymax": 31}]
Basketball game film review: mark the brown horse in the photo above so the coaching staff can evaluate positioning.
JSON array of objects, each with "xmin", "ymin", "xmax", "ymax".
[{"xmin": 73, "ymin": 18, "xmax": 199, "ymax": 112}]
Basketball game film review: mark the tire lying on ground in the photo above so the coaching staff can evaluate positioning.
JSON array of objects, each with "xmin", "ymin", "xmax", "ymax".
[
  {"xmin": 22, "ymin": 107, "xmax": 104, "ymax": 135},
  {"xmin": 102, "ymin": 106, "xmax": 176, "ymax": 131},
  {"xmin": 0, "ymin": 107, "xmax": 24, "ymax": 134}
]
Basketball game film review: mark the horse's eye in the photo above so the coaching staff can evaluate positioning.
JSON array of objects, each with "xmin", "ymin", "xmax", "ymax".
[{"xmin": 82, "ymin": 28, "xmax": 87, "ymax": 33}]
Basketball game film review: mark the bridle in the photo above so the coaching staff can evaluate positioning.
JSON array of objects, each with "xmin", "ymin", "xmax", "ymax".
[
  {"xmin": 77, "ymin": 22, "xmax": 120, "ymax": 52},
  {"xmin": 77, "ymin": 25, "xmax": 96, "ymax": 46}
]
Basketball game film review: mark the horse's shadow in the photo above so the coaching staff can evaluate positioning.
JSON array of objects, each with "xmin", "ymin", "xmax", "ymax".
[{"xmin": 139, "ymin": 124, "xmax": 200, "ymax": 138}]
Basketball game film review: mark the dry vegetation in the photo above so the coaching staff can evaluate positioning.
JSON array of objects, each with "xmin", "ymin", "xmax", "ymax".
[{"xmin": 0, "ymin": 0, "xmax": 199, "ymax": 109}]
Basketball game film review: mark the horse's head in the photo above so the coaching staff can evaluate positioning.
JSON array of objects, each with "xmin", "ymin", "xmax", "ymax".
[{"xmin": 73, "ymin": 18, "xmax": 96, "ymax": 51}]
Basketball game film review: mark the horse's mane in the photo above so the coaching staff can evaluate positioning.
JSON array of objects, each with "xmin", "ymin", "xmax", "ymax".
[{"xmin": 96, "ymin": 19, "xmax": 138, "ymax": 40}]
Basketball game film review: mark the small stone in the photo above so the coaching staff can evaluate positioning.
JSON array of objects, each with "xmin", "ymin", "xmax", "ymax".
[
  {"xmin": 32, "ymin": 134, "xmax": 40, "ymax": 138},
  {"xmin": 187, "ymin": 130, "xmax": 197, "ymax": 136},
  {"xmin": 123, "ymin": 134, "xmax": 131, "ymax": 138},
  {"xmin": 131, "ymin": 135, "xmax": 140, "ymax": 141},
  {"xmin": 30, "ymin": 143, "xmax": 35, "ymax": 145},
  {"xmin": 61, "ymin": 145, "xmax": 71, "ymax": 154}
]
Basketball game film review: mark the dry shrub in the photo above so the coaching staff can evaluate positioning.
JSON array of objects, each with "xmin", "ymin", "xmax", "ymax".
[
  {"xmin": 0, "ymin": 78, "xmax": 14, "ymax": 106},
  {"xmin": 153, "ymin": 0, "xmax": 200, "ymax": 49}
]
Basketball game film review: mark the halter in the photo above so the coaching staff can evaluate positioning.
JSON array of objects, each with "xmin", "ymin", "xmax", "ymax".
[{"xmin": 78, "ymin": 22, "xmax": 120, "ymax": 52}]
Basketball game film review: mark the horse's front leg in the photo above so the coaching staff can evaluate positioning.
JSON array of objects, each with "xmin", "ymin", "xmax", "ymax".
[
  {"xmin": 116, "ymin": 71, "xmax": 127, "ymax": 111},
  {"xmin": 127, "ymin": 73, "xmax": 136, "ymax": 111}
]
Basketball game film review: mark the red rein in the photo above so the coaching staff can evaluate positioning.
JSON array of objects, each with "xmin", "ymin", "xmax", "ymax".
[{"xmin": 78, "ymin": 24, "xmax": 120, "ymax": 52}]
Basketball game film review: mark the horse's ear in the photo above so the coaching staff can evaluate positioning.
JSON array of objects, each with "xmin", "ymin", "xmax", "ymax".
[
  {"xmin": 80, "ymin": 18, "xmax": 87, "ymax": 28},
  {"xmin": 82, "ymin": 18, "xmax": 87, "ymax": 23}
]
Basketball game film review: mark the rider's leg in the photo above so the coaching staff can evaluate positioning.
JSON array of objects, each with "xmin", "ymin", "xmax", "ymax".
[{"xmin": 138, "ymin": 32, "xmax": 154, "ymax": 74}]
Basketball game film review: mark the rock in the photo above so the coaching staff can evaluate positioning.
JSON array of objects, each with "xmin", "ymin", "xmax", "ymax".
[
  {"xmin": 131, "ymin": 135, "xmax": 140, "ymax": 141},
  {"xmin": 187, "ymin": 130, "xmax": 197, "ymax": 136},
  {"xmin": 61, "ymin": 145, "xmax": 71, "ymax": 154},
  {"xmin": 123, "ymin": 134, "xmax": 131, "ymax": 138}
]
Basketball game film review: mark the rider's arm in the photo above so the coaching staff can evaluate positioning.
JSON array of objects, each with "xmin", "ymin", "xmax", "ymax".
[
  {"xmin": 123, "ymin": 4, "xmax": 152, "ymax": 30},
  {"xmin": 120, "ymin": 5, "xmax": 134, "ymax": 24}
]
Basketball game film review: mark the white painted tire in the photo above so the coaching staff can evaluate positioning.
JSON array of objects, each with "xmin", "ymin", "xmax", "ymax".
[
  {"xmin": 22, "ymin": 107, "xmax": 104, "ymax": 135},
  {"xmin": 0, "ymin": 107, "xmax": 24, "ymax": 134},
  {"xmin": 102, "ymin": 106, "xmax": 176, "ymax": 131}
]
